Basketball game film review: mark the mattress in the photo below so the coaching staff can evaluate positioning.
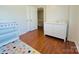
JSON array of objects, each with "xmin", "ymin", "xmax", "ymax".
[{"xmin": 0, "ymin": 21, "xmax": 19, "ymax": 47}]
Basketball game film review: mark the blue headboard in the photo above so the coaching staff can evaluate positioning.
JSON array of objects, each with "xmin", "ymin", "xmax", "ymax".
[{"xmin": 0, "ymin": 21, "xmax": 19, "ymax": 47}]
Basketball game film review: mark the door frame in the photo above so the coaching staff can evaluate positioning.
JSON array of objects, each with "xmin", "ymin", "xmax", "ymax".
[{"xmin": 37, "ymin": 7, "xmax": 46, "ymax": 29}]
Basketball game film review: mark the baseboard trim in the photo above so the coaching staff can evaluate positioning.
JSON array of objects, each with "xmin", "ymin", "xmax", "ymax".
[
  {"xmin": 64, "ymin": 39, "xmax": 79, "ymax": 53},
  {"xmin": 75, "ymin": 41, "xmax": 79, "ymax": 53}
]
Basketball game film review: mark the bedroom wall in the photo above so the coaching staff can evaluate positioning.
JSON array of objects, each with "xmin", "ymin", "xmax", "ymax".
[
  {"xmin": 68, "ymin": 6, "xmax": 79, "ymax": 51},
  {"xmin": 68, "ymin": 6, "xmax": 78, "ymax": 42},
  {"xmin": 0, "ymin": 6, "xmax": 37, "ymax": 35},
  {"xmin": 45, "ymin": 5, "xmax": 69, "ymax": 24},
  {"xmin": 76, "ymin": 7, "xmax": 79, "ymax": 51}
]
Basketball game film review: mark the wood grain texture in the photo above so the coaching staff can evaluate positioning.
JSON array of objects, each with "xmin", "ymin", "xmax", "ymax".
[{"xmin": 20, "ymin": 27, "xmax": 78, "ymax": 54}]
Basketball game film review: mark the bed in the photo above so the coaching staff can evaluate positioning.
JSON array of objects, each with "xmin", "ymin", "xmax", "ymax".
[
  {"xmin": 0, "ymin": 20, "xmax": 19, "ymax": 47},
  {"xmin": 0, "ymin": 20, "xmax": 40, "ymax": 54}
]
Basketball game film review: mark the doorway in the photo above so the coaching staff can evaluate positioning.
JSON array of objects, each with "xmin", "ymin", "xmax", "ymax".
[{"xmin": 37, "ymin": 8, "xmax": 44, "ymax": 30}]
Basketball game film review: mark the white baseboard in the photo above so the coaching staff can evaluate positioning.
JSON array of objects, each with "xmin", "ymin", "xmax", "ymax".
[
  {"xmin": 68, "ymin": 39, "xmax": 79, "ymax": 52},
  {"xmin": 75, "ymin": 41, "xmax": 79, "ymax": 52}
]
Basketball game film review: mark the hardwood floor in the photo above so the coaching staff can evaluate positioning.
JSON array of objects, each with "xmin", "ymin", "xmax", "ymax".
[{"xmin": 20, "ymin": 27, "xmax": 78, "ymax": 54}]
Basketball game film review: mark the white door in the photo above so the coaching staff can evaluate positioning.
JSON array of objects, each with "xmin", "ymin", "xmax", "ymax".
[
  {"xmin": 25, "ymin": 6, "xmax": 31, "ymax": 32},
  {"xmin": 29, "ymin": 6, "xmax": 37, "ymax": 31},
  {"xmin": 26, "ymin": 6, "xmax": 37, "ymax": 32}
]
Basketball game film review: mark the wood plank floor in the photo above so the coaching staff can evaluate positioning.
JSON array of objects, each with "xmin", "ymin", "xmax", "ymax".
[{"xmin": 20, "ymin": 27, "xmax": 78, "ymax": 54}]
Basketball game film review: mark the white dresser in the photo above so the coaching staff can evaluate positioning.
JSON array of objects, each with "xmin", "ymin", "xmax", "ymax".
[{"xmin": 44, "ymin": 23, "xmax": 67, "ymax": 42}]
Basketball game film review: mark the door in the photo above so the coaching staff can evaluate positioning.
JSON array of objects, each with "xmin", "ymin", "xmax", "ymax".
[
  {"xmin": 29, "ymin": 6, "xmax": 37, "ymax": 31},
  {"xmin": 26, "ymin": 6, "xmax": 37, "ymax": 32}
]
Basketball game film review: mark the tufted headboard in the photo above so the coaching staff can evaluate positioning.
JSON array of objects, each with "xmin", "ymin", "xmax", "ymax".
[{"xmin": 0, "ymin": 21, "xmax": 19, "ymax": 47}]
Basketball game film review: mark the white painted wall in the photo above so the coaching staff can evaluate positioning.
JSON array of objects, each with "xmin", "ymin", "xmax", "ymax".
[
  {"xmin": 0, "ymin": 6, "xmax": 37, "ymax": 35},
  {"xmin": 68, "ymin": 6, "xmax": 78, "ymax": 42},
  {"xmin": 45, "ymin": 5, "xmax": 69, "ymax": 24},
  {"xmin": 76, "ymin": 7, "xmax": 79, "ymax": 43},
  {"xmin": 0, "ymin": 6, "xmax": 27, "ymax": 35},
  {"xmin": 68, "ymin": 6, "xmax": 79, "ymax": 51}
]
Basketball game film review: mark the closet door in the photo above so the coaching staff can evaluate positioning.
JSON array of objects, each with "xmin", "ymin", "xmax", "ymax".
[
  {"xmin": 25, "ymin": 6, "xmax": 31, "ymax": 32},
  {"xmin": 29, "ymin": 6, "xmax": 37, "ymax": 31}
]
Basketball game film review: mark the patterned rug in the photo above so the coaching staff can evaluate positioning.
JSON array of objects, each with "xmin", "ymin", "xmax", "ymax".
[{"xmin": 0, "ymin": 39, "xmax": 40, "ymax": 54}]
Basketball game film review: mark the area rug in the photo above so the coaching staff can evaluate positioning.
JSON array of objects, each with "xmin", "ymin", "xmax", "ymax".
[{"xmin": 0, "ymin": 39, "xmax": 40, "ymax": 54}]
